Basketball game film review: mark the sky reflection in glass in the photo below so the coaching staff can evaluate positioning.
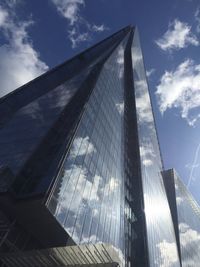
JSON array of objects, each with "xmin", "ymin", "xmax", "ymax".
[
  {"xmin": 47, "ymin": 36, "xmax": 129, "ymax": 260},
  {"xmin": 132, "ymin": 29, "xmax": 180, "ymax": 267}
]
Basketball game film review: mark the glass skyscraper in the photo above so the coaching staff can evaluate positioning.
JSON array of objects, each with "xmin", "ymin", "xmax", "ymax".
[{"xmin": 0, "ymin": 25, "xmax": 198, "ymax": 267}]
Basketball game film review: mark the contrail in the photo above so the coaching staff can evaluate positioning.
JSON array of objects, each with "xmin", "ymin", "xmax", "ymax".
[{"xmin": 187, "ymin": 143, "xmax": 200, "ymax": 188}]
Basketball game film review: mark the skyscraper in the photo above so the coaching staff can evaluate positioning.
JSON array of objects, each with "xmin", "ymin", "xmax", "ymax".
[{"xmin": 0, "ymin": 25, "xmax": 188, "ymax": 267}]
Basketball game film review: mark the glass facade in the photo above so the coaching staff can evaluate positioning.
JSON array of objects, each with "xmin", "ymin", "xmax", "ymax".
[
  {"xmin": 173, "ymin": 170, "xmax": 200, "ymax": 266},
  {"xmin": 47, "ymin": 35, "xmax": 130, "ymax": 262},
  {"xmin": 0, "ymin": 67, "xmax": 91, "ymax": 176},
  {"xmin": 1, "ymin": 25, "xmax": 197, "ymax": 267},
  {"xmin": 131, "ymin": 29, "xmax": 180, "ymax": 267},
  {"xmin": 0, "ymin": 27, "xmax": 129, "ymax": 196}
]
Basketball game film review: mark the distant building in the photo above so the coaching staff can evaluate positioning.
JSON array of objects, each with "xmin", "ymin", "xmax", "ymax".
[
  {"xmin": 163, "ymin": 169, "xmax": 200, "ymax": 266},
  {"xmin": 0, "ymin": 25, "xmax": 197, "ymax": 267}
]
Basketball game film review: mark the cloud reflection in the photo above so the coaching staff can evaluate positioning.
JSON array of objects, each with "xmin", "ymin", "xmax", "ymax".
[
  {"xmin": 156, "ymin": 240, "xmax": 179, "ymax": 267},
  {"xmin": 116, "ymin": 102, "xmax": 124, "ymax": 115},
  {"xmin": 140, "ymin": 144, "xmax": 156, "ymax": 166},
  {"xmin": 70, "ymin": 136, "xmax": 96, "ymax": 158},
  {"xmin": 135, "ymin": 81, "xmax": 154, "ymax": 124},
  {"xmin": 179, "ymin": 222, "xmax": 200, "ymax": 264}
]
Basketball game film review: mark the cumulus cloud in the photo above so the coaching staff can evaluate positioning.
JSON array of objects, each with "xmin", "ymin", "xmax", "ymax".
[
  {"xmin": 155, "ymin": 19, "xmax": 199, "ymax": 51},
  {"xmin": 156, "ymin": 59, "xmax": 200, "ymax": 126},
  {"xmin": 0, "ymin": 4, "xmax": 48, "ymax": 97},
  {"xmin": 51, "ymin": 0, "xmax": 84, "ymax": 26},
  {"xmin": 55, "ymin": 136, "xmax": 98, "ymax": 212},
  {"xmin": 179, "ymin": 222, "xmax": 200, "ymax": 265},
  {"xmin": 108, "ymin": 177, "xmax": 120, "ymax": 192},
  {"xmin": 156, "ymin": 240, "xmax": 179, "ymax": 267},
  {"xmin": 140, "ymin": 144, "xmax": 156, "ymax": 166},
  {"xmin": 176, "ymin": 196, "xmax": 184, "ymax": 206},
  {"xmin": 179, "ymin": 223, "xmax": 200, "ymax": 249},
  {"xmin": 55, "ymin": 161, "xmax": 120, "ymax": 243},
  {"xmin": 116, "ymin": 45, "xmax": 125, "ymax": 79},
  {"xmin": 58, "ymin": 165, "xmax": 87, "ymax": 206},
  {"xmin": 117, "ymin": 46, "xmax": 124, "ymax": 65},
  {"xmin": 131, "ymin": 47, "xmax": 143, "ymax": 68},
  {"xmin": 131, "ymin": 44, "xmax": 153, "ymax": 124},
  {"xmin": 69, "ymin": 136, "xmax": 96, "ymax": 158},
  {"xmin": 51, "ymin": 0, "xmax": 108, "ymax": 48},
  {"xmin": 135, "ymin": 80, "xmax": 154, "ymax": 124}
]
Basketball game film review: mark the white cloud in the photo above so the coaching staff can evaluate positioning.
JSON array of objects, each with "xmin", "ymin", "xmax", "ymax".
[
  {"xmin": 91, "ymin": 24, "xmax": 108, "ymax": 32},
  {"xmin": 89, "ymin": 174, "xmax": 101, "ymax": 201},
  {"xmin": 179, "ymin": 223, "xmax": 200, "ymax": 248},
  {"xmin": 69, "ymin": 136, "xmax": 96, "ymax": 158},
  {"xmin": 195, "ymin": 7, "xmax": 200, "ymax": 33},
  {"xmin": 117, "ymin": 46, "xmax": 124, "ymax": 65},
  {"xmin": 51, "ymin": 0, "xmax": 108, "ymax": 48},
  {"xmin": 0, "ymin": 5, "xmax": 48, "ymax": 97},
  {"xmin": 131, "ymin": 47, "xmax": 143, "ymax": 67},
  {"xmin": 156, "ymin": 59, "xmax": 200, "ymax": 126},
  {"xmin": 109, "ymin": 177, "xmax": 120, "ymax": 192},
  {"xmin": 111, "ymin": 246, "xmax": 125, "ymax": 267},
  {"xmin": 140, "ymin": 144, "xmax": 156, "ymax": 166},
  {"xmin": 68, "ymin": 27, "xmax": 90, "ymax": 48},
  {"xmin": 142, "ymin": 159, "xmax": 153, "ymax": 167},
  {"xmin": 176, "ymin": 196, "xmax": 183, "ymax": 206},
  {"xmin": 51, "ymin": 0, "xmax": 84, "ymax": 26},
  {"xmin": 156, "ymin": 240, "xmax": 179, "ymax": 267},
  {"xmin": 116, "ymin": 45, "xmax": 125, "ymax": 79},
  {"xmin": 146, "ymin": 68, "xmax": 155, "ymax": 78},
  {"xmin": 73, "ymin": 23, "xmax": 108, "ymax": 48},
  {"xmin": 135, "ymin": 80, "xmax": 154, "ymax": 124},
  {"xmin": 179, "ymin": 222, "xmax": 200, "ymax": 264},
  {"xmin": 155, "ymin": 19, "xmax": 199, "ymax": 51}
]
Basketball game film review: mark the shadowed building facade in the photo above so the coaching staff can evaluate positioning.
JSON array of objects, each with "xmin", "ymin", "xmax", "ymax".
[{"xmin": 0, "ymin": 26, "xmax": 185, "ymax": 267}]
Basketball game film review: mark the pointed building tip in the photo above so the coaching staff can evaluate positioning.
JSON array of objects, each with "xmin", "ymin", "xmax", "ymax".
[{"xmin": 126, "ymin": 24, "xmax": 135, "ymax": 30}]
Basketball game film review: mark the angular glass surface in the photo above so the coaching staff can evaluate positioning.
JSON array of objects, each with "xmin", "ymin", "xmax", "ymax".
[
  {"xmin": 0, "ymin": 27, "xmax": 129, "ymax": 195},
  {"xmin": 174, "ymin": 171, "xmax": 200, "ymax": 266},
  {"xmin": 47, "ymin": 34, "xmax": 130, "ymax": 261},
  {"xmin": 131, "ymin": 29, "xmax": 180, "ymax": 267},
  {"xmin": 0, "ymin": 66, "xmax": 92, "ymax": 177}
]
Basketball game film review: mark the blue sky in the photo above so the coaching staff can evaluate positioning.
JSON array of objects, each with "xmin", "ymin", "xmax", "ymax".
[{"xmin": 0, "ymin": 0, "xmax": 200, "ymax": 203}]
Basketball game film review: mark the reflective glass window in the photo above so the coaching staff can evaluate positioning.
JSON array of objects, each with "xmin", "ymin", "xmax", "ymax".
[
  {"xmin": 131, "ymin": 29, "xmax": 180, "ymax": 266},
  {"xmin": 47, "ymin": 35, "xmax": 130, "ymax": 261}
]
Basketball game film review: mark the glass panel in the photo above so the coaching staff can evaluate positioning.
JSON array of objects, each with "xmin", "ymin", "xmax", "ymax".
[
  {"xmin": 0, "ymin": 66, "xmax": 92, "ymax": 177},
  {"xmin": 132, "ymin": 28, "xmax": 180, "ymax": 267},
  {"xmin": 174, "ymin": 171, "xmax": 200, "ymax": 266},
  {"xmin": 0, "ymin": 26, "xmax": 130, "ymax": 196},
  {"xmin": 47, "ymin": 34, "xmax": 130, "ymax": 261}
]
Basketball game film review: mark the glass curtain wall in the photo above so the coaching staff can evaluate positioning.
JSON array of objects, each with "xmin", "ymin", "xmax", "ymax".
[
  {"xmin": 0, "ymin": 27, "xmax": 129, "ymax": 196},
  {"xmin": 174, "ymin": 170, "xmax": 200, "ymax": 266},
  {"xmin": 131, "ymin": 28, "xmax": 180, "ymax": 267},
  {"xmin": 47, "ymin": 34, "xmax": 130, "ymax": 261}
]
